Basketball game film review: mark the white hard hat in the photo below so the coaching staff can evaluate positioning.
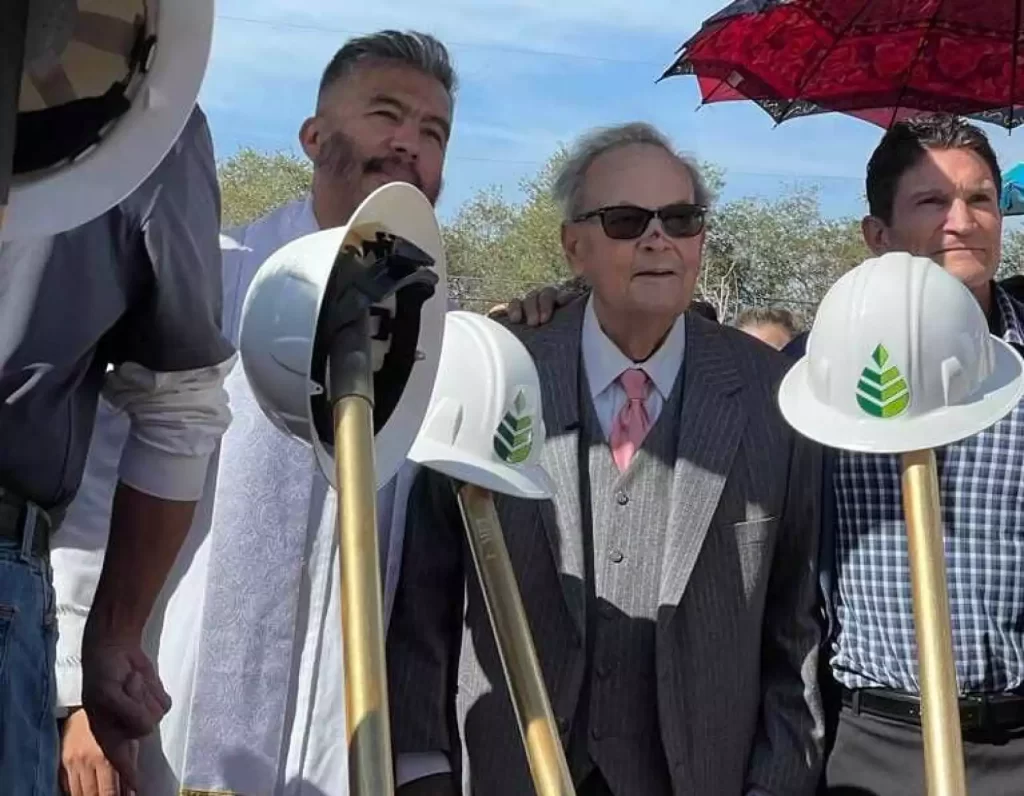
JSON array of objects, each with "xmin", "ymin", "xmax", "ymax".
[
  {"xmin": 239, "ymin": 182, "xmax": 447, "ymax": 490},
  {"xmin": 2, "ymin": 0, "xmax": 214, "ymax": 240},
  {"xmin": 407, "ymin": 311, "xmax": 556, "ymax": 500},
  {"xmin": 779, "ymin": 252, "xmax": 1024, "ymax": 453}
]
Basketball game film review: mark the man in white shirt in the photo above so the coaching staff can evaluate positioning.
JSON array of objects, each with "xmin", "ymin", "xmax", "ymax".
[
  {"xmin": 51, "ymin": 30, "xmax": 456, "ymax": 796},
  {"xmin": 388, "ymin": 122, "xmax": 823, "ymax": 795}
]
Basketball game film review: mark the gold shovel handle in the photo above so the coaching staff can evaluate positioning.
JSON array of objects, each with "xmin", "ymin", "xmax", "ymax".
[
  {"xmin": 458, "ymin": 483, "xmax": 576, "ymax": 796},
  {"xmin": 900, "ymin": 449, "xmax": 967, "ymax": 796}
]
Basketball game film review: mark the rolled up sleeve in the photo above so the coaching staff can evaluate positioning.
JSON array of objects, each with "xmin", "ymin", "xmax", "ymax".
[
  {"xmin": 93, "ymin": 106, "xmax": 236, "ymax": 502},
  {"xmin": 102, "ymin": 357, "xmax": 235, "ymax": 501}
]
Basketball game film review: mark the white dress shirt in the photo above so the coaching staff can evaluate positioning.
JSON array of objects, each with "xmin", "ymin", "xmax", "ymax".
[
  {"xmin": 395, "ymin": 295, "xmax": 686, "ymax": 787},
  {"xmin": 581, "ymin": 295, "xmax": 687, "ymax": 436}
]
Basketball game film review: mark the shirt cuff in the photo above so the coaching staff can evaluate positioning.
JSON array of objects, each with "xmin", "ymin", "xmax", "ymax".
[
  {"xmin": 54, "ymin": 607, "xmax": 85, "ymax": 710},
  {"xmin": 395, "ymin": 752, "xmax": 452, "ymax": 787},
  {"xmin": 118, "ymin": 436, "xmax": 212, "ymax": 502}
]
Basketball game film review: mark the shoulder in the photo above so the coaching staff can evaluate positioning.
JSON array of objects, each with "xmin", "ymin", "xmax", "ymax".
[
  {"xmin": 497, "ymin": 294, "xmax": 589, "ymax": 354},
  {"xmin": 122, "ymin": 106, "xmax": 216, "ymax": 218},
  {"xmin": 781, "ymin": 330, "xmax": 809, "ymax": 360},
  {"xmin": 1000, "ymin": 274, "xmax": 1024, "ymax": 302},
  {"xmin": 705, "ymin": 318, "xmax": 791, "ymax": 382},
  {"xmin": 220, "ymin": 197, "xmax": 309, "ymax": 252}
]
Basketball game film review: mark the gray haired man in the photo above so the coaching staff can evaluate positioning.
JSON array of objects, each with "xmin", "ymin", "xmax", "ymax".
[
  {"xmin": 50, "ymin": 31, "xmax": 457, "ymax": 796},
  {"xmin": 388, "ymin": 122, "xmax": 824, "ymax": 796}
]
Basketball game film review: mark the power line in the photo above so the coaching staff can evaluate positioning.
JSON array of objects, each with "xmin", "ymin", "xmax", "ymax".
[
  {"xmin": 209, "ymin": 16, "xmax": 864, "ymax": 185},
  {"xmin": 215, "ymin": 14, "xmax": 669, "ymax": 68}
]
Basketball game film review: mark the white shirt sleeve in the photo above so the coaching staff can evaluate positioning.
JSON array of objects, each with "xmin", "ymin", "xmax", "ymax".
[
  {"xmin": 102, "ymin": 354, "xmax": 236, "ymax": 501},
  {"xmin": 395, "ymin": 752, "xmax": 452, "ymax": 787}
]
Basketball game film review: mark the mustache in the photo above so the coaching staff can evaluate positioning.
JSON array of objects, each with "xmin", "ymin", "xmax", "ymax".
[
  {"xmin": 364, "ymin": 156, "xmax": 423, "ymax": 191},
  {"xmin": 315, "ymin": 130, "xmax": 440, "ymax": 202}
]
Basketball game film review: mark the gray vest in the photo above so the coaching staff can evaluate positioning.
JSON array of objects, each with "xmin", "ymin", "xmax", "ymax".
[{"xmin": 567, "ymin": 363, "xmax": 681, "ymax": 795}]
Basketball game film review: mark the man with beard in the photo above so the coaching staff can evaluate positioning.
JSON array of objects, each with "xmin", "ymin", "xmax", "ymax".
[{"xmin": 50, "ymin": 30, "xmax": 455, "ymax": 796}]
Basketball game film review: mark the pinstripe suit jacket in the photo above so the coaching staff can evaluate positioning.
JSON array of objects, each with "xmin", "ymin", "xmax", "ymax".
[{"xmin": 388, "ymin": 298, "xmax": 824, "ymax": 795}]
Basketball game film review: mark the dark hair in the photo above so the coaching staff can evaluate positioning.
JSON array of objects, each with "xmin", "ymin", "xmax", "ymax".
[
  {"xmin": 735, "ymin": 306, "xmax": 799, "ymax": 334},
  {"xmin": 866, "ymin": 116, "xmax": 1001, "ymax": 224},
  {"xmin": 318, "ymin": 30, "xmax": 457, "ymax": 105},
  {"xmin": 690, "ymin": 299, "xmax": 719, "ymax": 323}
]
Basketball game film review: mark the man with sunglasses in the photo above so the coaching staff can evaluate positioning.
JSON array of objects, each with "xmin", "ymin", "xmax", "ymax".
[{"xmin": 389, "ymin": 122, "xmax": 823, "ymax": 796}]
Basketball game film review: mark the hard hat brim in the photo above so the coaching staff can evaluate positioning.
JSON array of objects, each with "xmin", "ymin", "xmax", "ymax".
[
  {"xmin": 409, "ymin": 437, "xmax": 556, "ymax": 500},
  {"xmin": 3, "ymin": 2, "xmax": 214, "ymax": 240},
  {"xmin": 239, "ymin": 183, "xmax": 446, "ymax": 491},
  {"xmin": 778, "ymin": 336, "xmax": 1024, "ymax": 454}
]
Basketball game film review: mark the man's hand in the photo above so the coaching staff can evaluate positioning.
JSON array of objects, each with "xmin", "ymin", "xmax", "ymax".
[
  {"xmin": 488, "ymin": 285, "xmax": 578, "ymax": 326},
  {"xmin": 60, "ymin": 708, "xmax": 136, "ymax": 796},
  {"xmin": 81, "ymin": 638, "xmax": 170, "ymax": 792},
  {"xmin": 398, "ymin": 773, "xmax": 460, "ymax": 796}
]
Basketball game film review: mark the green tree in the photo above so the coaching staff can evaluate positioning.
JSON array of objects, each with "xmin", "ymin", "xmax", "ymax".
[
  {"xmin": 218, "ymin": 148, "xmax": 312, "ymax": 228},
  {"xmin": 214, "ymin": 148, "xmax": 1023, "ymax": 315},
  {"xmin": 443, "ymin": 149, "xmax": 570, "ymax": 310},
  {"xmin": 700, "ymin": 185, "xmax": 869, "ymax": 323},
  {"xmin": 999, "ymin": 228, "xmax": 1024, "ymax": 279}
]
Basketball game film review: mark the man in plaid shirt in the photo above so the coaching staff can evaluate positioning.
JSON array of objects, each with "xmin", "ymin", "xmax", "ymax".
[{"xmin": 780, "ymin": 117, "xmax": 1024, "ymax": 795}]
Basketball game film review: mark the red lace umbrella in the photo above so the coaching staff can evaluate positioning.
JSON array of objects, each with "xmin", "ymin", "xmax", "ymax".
[{"xmin": 661, "ymin": 0, "xmax": 1024, "ymax": 130}]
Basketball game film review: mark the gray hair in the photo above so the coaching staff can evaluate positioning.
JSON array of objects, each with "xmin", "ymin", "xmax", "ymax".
[
  {"xmin": 551, "ymin": 122, "xmax": 710, "ymax": 221},
  {"xmin": 318, "ymin": 30, "xmax": 457, "ymax": 106},
  {"xmin": 735, "ymin": 306, "xmax": 801, "ymax": 334}
]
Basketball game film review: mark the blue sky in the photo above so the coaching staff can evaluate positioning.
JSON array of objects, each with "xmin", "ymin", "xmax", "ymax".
[{"xmin": 199, "ymin": 0, "xmax": 1024, "ymax": 224}]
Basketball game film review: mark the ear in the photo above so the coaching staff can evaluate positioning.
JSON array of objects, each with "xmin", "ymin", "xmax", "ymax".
[
  {"xmin": 561, "ymin": 222, "xmax": 586, "ymax": 276},
  {"xmin": 861, "ymin": 215, "xmax": 889, "ymax": 256},
  {"xmin": 298, "ymin": 116, "xmax": 321, "ymax": 164}
]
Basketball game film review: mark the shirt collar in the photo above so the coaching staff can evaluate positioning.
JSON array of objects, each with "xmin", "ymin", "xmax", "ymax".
[
  {"xmin": 581, "ymin": 295, "xmax": 687, "ymax": 400},
  {"xmin": 993, "ymin": 282, "xmax": 1024, "ymax": 347}
]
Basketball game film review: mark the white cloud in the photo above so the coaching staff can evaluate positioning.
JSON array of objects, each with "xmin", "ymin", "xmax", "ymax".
[
  {"xmin": 219, "ymin": 0, "xmax": 715, "ymax": 50},
  {"xmin": 201, "ymin": 0, "xmax": 909, "ymax": 219}
]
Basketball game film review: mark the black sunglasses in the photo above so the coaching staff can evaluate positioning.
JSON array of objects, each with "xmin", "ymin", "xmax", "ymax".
[{"xmin": 572, "ymin": 202, "xmax": 707, "ymax": 240}]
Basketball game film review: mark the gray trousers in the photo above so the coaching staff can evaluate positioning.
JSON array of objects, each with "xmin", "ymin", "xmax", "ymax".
[{"xmin": 826, "ymin": 707, "xmax": 1024, "ymax": 796}]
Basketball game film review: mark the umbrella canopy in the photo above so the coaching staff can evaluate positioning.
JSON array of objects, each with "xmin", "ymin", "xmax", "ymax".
[{"xmin": 662, "ymin": 0, "xmax": 1024, "ymax": 130}]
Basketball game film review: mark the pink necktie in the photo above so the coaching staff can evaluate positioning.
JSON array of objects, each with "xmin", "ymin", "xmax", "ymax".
[{"xmin": 610, "ymin": 368, "xmax": 651, "ymax": 472}]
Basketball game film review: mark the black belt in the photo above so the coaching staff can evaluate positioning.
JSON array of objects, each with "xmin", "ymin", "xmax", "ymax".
[
  {"xmin": 0, "ymin": 487, "xmax": 54, "ymax": 557},
  {"xmin": 842, "ymin": 686, "xmax": 1024, "ymax": 733}
]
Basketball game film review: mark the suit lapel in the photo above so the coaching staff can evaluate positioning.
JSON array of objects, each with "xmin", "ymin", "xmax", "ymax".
[
  {"xmin": 528, "ymin": 299, "xmax": 587, "ymax": 639},
  {"xmin": 659, "ymin": 314, "xmax": 748, "ymax": 616}
]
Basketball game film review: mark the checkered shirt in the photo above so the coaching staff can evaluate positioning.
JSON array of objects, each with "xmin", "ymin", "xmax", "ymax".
[{"xmin": 832, "ymin": 285, "xmax": 1024, "ymax": 695}]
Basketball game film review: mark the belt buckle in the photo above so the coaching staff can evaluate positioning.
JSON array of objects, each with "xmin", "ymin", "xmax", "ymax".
[{"xmin": 959, "ymin": 694, "xmax": 986, "ymax": 731}]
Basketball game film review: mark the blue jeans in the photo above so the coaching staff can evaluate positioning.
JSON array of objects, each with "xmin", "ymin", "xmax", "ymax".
[{"xmin": 0, "ymin": 534, "xmax": 58, "ymax": 795}]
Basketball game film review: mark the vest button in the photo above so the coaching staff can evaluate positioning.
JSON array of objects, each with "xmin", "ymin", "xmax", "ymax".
[
  {"xmin": 591, "ymin": 727, "xmax": 602, "ymax": 741},
  {"xmin": 596, "ymin": 662, "xmax": 611, "ymax": 678},
  {"xmin": 557, "ymin": 716, "xmax": 569, "ymax": 734},
  {"xmin": 609, "ymin": 549, "xmax": 624, "ymax": 564},
  {"xmin": 616, "ymin": 491, "xmax": 629, "ymax": 505}
]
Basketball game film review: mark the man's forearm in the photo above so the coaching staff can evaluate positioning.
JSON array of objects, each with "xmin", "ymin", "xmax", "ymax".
[{"xmin": 85, "ymin": 482, "xmax": 196, "ymax": 640}]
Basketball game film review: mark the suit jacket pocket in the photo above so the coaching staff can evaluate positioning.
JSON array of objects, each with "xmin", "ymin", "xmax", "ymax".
[{"xmin": 718, "ymin": 516, "xmax": 778, "ymax": 607}]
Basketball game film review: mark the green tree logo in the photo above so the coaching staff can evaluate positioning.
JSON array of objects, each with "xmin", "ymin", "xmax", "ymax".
[
  {"xmin": 494, "ymin": 390, "xmax": 534, "ymax": 464},
  {"xmin": 856, "ymin": 344, "xmax": 910, "ymax": 418}
]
